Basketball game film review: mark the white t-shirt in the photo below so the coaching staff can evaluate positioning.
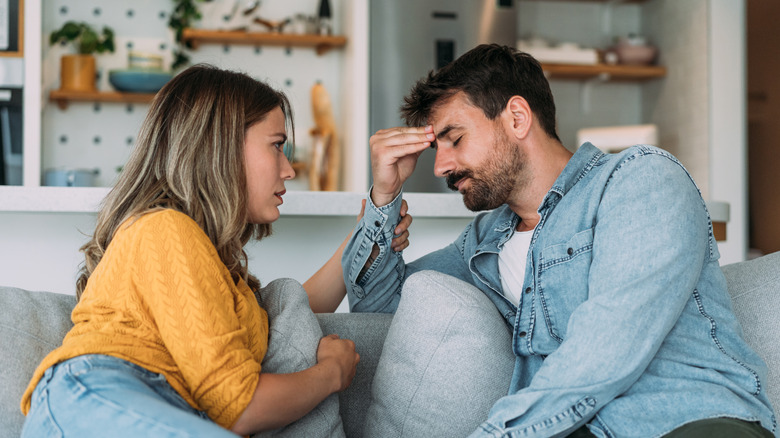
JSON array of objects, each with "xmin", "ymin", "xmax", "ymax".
[{"xmin": 498, "ymin": 229, "xmax": 534, "ymax": 306}]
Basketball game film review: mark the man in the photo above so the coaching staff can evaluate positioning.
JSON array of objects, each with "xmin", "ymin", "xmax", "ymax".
[{"xmin": 342, "ymin": 44, "xmax": 775, "ymax": 437}]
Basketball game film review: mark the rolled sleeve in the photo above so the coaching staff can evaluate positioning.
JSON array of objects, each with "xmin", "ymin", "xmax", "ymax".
[{"xmin": 342, "ymin": 188, "xmax": 406, "ymax": 313}]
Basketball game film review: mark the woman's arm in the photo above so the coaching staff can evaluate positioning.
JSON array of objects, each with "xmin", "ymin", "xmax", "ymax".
[
  {"xmin": 230, "ymin": 334, "xmax": 359, "ymax": 435},
  {"xmin": 304, "ymin": 199, "xmax": 411, "ymax": 313}
]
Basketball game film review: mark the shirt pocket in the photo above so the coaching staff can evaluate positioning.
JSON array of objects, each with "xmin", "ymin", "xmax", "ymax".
[{"xmin": 538, "ymin": 228, "xmax": 594, "ymax": 342}]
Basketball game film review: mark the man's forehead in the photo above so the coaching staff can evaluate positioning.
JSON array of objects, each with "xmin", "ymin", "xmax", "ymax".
[{"xmin": 429, "ymin": 93, "xmax": 482, "ymax": 134}]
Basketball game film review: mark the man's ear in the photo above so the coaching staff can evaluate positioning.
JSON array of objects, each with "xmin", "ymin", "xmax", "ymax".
[{"xmin": 504, "ymin": 96, "xmax": 532, "ymax": 140}]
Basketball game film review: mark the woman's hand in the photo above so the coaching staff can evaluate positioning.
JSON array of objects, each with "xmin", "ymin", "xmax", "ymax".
[
  {"xmin": 317, "ymin": 334, "xmax": 360, "ymax": 392},
  {"xmin": 392, "ymin": 199, "xmax": 412, "ymax": 252},
  {"xmin": 232, "ymin": 334, "xmax": 360, "ymax": 435}
]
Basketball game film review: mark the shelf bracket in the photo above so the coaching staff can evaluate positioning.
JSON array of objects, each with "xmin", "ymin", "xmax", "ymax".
[{"xmin": 580, "ymin": 73, "xmax": 611, "ymax": 113}]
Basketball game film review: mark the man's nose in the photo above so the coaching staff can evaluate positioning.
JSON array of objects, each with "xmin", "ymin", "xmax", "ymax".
[{"xmin": 433, "ymin": 147, "xmax": 453, "ymax": 178}]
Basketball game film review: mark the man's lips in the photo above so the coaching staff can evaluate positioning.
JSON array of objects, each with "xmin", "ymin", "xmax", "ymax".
[{"xmin": 446, "ymin": 172, "xmax": 472, "ymax": 192}]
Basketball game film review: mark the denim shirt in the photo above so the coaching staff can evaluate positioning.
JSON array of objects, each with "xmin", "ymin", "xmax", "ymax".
[{"xmin": 342, "ymin": 143, "xmax": 776, "ymax": 438}]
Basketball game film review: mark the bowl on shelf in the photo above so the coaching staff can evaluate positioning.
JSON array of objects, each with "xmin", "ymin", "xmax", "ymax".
[
  {"xmin": 108, "ymin": 68, "xmax": 173, "ymax": 94},
  {"xmin": 612, "ymin": 35, "xmax": 658, "ymax": 66},
  {"xmin": 614, "ymin": 44, "xmax": 657, "ymax": 65}
]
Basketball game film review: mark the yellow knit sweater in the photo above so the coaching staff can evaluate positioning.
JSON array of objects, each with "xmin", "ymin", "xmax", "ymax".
[{"xmin": 21, "ymin": 209, "xmax": 269, "ymax": 429}]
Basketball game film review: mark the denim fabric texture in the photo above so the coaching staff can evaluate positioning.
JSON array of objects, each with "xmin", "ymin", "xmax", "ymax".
[
  {"xmin": 342, "ymin": 143, "xmax": 777, "ymax": 438},
  {"xmin": 21, "ymin": 354, "xmax": 233, "ymax": 438}
]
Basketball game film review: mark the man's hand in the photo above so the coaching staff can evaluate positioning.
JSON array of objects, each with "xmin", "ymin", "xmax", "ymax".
[{"xmin": 370, "ymin": 125, "xmax": 435, "ymax": 207}]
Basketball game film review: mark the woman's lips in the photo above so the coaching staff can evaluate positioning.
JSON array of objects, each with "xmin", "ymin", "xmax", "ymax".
[{"xmin": 275, "ymin": 189, "xmax": 286, "ymax": 203}]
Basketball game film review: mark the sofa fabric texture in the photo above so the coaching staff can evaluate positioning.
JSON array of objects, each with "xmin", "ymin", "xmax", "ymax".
[{"xmin": 1, "ymin": 251, "xmax": 779, "ymax": 437}]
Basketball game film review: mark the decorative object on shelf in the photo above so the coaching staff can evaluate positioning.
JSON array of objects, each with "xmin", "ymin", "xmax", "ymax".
[
  {"xmin": 108, "ymin": 51, "xmax": 173, "ymax": 94},
  {"xmin": 43, "ymin": 167, "xmax": 99, "ymax": 187},
  {"xmin": 611, "ymin": 34, "xmax": 658, "ymax": 66},
  {"xmin": 168, "ymin": 0, "xmax": 203, "ymax": 70},
  {"xmin": 309, "ymin": 82, "xmax": 339, "ymax": 191},
  {"xmin": 517, "ymin": 36, "xmax": 598, "ymax": 65},
  {"xmin": 108, "ymin": 69, "xmax": 173, "ymax": 94},
  {"xmin": 254, "ymin": 17, "xmax": 291, "ymax": 33},
  {"xmin": 49, "ymin": 21, "xmax": 115, "ymax": 92},
  {"xmin": 317, "ymin": 0, "xmax": 332, "ymax": 36},
  {"xmin": 181, "ymin": 28, "xmax": 347, "ymax": 55},
  {"xmin": 127, "ymin": 51, "xmax": 164, "ymax": 70},
  {"xmin": 199, "ymin": 0, "xmax": 263, "ymax": 31}
]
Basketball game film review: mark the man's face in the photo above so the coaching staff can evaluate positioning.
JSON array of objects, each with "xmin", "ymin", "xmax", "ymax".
[{"xmin": 430, "ymin": 93, "xmax": 526, "ymax": 211}]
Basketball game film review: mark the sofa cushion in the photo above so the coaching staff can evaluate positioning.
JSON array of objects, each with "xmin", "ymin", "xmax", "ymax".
[
  {"xmin": 722, "ymin": 250, "xmax": 780, "ymax": 414},
  {"xmin": 317, "ymin": 312, "xmax": 393, "ymax": 438},
  {"xmin": 364, "ymin": 270, "xmax": 516, "ymax": 437},
  {"xmin": 0, "ymin": 286, "xmax": 76, "ymax": 438}
]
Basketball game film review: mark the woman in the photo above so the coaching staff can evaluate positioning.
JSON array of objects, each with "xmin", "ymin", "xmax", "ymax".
[{"xmin": 20, "ymin": 64, "xmax": 411, "ymax": 437}]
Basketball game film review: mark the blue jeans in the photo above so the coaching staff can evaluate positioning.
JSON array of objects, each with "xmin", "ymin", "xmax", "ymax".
[
  {"xmin": 21, "ymin": 354, "xmax": 234, "ymax": 437},
  {"xmin": 22, "ymin": 278, "xmax": 344, "ymax": 437}
]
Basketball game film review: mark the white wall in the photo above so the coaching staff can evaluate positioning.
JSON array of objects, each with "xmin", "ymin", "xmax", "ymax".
[
  {"xmin": 708, "ymin": 0, "xmax": 747, "ymax": 263},
  {"xmin": 0, "ymin": 211, "xmax": 469, "ymax": 311}
]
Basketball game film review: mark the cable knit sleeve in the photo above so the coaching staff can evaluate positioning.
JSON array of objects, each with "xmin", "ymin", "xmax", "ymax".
[{"xmin": 129, "ymin": 210, "xmax": 267, "ymax": 428}]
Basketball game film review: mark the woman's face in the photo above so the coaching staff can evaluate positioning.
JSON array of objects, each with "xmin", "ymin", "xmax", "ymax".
[{"xmin": 244, "ymin": 107, "xmax": 295, "ymax": 224}]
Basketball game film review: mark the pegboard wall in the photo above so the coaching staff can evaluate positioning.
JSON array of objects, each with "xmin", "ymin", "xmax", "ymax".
[{"xmin": 41, "ymin": 0, "xmax": 345, "ymax": 189}]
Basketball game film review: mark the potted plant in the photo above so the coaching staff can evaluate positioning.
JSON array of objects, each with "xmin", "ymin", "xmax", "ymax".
[{"xmin": 50, "ymin": 21, "xmax": 115, "ymax": 92}]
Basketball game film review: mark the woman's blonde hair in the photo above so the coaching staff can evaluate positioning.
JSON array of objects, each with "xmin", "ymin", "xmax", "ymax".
[{"xmin": 76, "ymin": 64, "xmax": 294, "ymax": 299}]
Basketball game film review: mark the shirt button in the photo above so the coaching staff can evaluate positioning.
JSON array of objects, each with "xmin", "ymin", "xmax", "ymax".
[
  {"xmin": 525, "ymin": 287, "xmax": 531, "ymax": 294},
  {"xmin": 519, "ymin": 331, "xmax": 527, "ymax": 337},
  {"xmin": 567, "ymin": 247, "xmax": 574, "ymax": 255},
  {"xmin": 374, "ymin": 220, "xmax": 381, "ymax": 227}
]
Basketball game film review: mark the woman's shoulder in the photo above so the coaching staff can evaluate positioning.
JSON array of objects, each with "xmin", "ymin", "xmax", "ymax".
[
  {"xmin": 116, "ymin": 209, "xmax": 211, "ymax": 249},
  {"xmin": 121, "ymin": 209, "xmax": 198, "ymax": 233}
]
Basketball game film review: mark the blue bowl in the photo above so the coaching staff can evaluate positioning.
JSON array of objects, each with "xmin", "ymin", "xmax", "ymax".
[{"xmin": 108, "ymin": 69, "xmax": 173, "ymax": 93}]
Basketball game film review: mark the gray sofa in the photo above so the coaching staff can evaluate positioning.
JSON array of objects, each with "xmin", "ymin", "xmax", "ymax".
[{"xmin": 2, "ymin": 251, "xmax": 779, "ymax": 437}]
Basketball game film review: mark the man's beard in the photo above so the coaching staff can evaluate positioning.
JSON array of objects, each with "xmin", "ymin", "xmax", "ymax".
[{"xmin": 445, "ymin": 131, "xmax": 525, "ymax": 212}]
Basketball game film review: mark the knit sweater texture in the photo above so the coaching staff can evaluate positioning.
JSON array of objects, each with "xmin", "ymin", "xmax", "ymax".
[{"xmin": 21, "ymin": 209, "xmax": 269, "ymax": 429}]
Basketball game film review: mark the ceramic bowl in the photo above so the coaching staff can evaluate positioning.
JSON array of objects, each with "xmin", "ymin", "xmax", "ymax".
[
  {"xmin": 614, "ymin": 44, "xmax": 658, "ymax": 66},
  {"xmin": 108, "ymin": 69, "xmax": 173, "ymax": 93},
  {"xmin": 128, "ymin": 51, "xmax": 164, "ymax": 70}
]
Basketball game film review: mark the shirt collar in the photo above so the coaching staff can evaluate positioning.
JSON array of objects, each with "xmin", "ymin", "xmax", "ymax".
[{"xmin": 539, "ymin": 142, "xmax": 604, "ymax": 213}]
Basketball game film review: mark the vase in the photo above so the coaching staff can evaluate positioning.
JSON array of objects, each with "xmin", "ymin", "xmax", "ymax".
[{"xmin": 59, "ymin": 54, "xmax": 97, "ymax": 92}]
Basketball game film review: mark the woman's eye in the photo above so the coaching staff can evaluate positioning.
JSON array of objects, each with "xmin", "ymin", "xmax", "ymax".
[{"xmin": 273, "ymin": 142, "xmax": 285, "ymax": 151}]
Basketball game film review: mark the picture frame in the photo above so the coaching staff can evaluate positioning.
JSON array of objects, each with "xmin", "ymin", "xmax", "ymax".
[{"xmin": 0, "ymin": 0, "xmax": 23, "ymax": 57}]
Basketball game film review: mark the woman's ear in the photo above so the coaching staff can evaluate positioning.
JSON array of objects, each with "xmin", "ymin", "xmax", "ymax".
[{"xmin": 504, "ymin": 96, "xmax": 532, "ymax": 140}]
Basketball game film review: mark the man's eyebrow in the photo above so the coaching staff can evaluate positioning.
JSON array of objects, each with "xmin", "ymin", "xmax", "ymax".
[
  {"xmin": 432, "ymin": 124, "xmax": 458, "ymax": 149},
  {"xmin": 436, "ymin": 124, "xmax": 457, "ymax": 140}
]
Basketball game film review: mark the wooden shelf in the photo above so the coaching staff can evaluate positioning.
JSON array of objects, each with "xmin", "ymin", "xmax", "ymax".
[
  {"xmin": 181, "ymin": 29, "xmax": 347, "ymax": 55},
  {"xmin": 541, "ymin": 63, "xmax": 666, "ymax": 81},
  {"xmin": 49, "ymin": 89, "xmax": 156, "ymax": 110}
]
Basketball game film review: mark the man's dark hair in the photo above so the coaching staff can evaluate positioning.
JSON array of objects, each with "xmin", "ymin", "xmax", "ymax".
[{"xmin": 401, "ymin": 44, "xmax": 560, "ymax": 142}]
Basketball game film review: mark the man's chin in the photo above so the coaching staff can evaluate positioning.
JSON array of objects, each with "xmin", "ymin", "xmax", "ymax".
[{"xmin": 462, "ymin": 195, "xmax": 501, "ymax": 212}]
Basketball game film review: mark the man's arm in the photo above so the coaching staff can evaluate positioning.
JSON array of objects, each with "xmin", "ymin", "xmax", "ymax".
[
  {"xmin": 342, "ymin": 188, "xmax": 475, "ymax": 313},
  {"xmin": 340, "ymin": 126, "xmax": 435, "ymax": 313},
  {"xmin": 304, "ymin": 199, "xmax": 411, "ymax": 313},
  {"xmin": 470, "ymin": 153, "xmax": 712, "ymax": 437}
]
